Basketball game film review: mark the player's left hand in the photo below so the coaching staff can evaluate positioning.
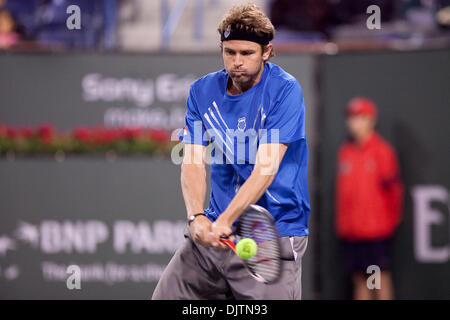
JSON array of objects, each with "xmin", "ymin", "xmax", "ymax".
[{"xmin": 209, "ymin": 218, "xmax": 233, "ymax": 249}]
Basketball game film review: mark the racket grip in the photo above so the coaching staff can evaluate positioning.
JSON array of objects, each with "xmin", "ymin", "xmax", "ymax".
[{"xmin": 220, "ymin": 238, "xmax": 236, "ymax": 251}]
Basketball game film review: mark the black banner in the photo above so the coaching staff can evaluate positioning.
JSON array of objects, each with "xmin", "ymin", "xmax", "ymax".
[{"xmin": 318, "ymin": 49, "xmax": 450, "ymax": 299}]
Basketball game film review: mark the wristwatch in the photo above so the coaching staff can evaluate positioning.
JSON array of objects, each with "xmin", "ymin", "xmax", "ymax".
[{"xmin": 188, "ymin": 213, "xmax": 206, "ymax": 225}]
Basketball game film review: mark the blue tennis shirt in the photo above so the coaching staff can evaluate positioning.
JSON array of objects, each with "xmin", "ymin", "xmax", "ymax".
[{"xmin": 178, "ymin": 62, "xmax": 310, "ymax": 237}]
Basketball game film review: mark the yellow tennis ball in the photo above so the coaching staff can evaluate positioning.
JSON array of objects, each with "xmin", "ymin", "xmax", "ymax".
[{"xmin": 236, "ymin": 238, "xmax": 258, "ymax": 260}]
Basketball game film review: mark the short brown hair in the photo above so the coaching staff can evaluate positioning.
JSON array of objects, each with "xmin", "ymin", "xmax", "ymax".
[{"xmin": 218, "ymin": 3, "xmax": 275, "ymax": 60}]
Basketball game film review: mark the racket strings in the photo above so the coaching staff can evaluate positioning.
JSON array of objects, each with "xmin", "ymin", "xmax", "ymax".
[{"xmin": 237, "ymin": 210, "xmax": 281, "ymax": 283}]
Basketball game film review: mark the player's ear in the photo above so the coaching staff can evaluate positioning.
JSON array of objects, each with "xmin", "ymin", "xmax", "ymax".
[{"xmin": 262, "ymin": 44, "xmax": 272, "ymax": 62}]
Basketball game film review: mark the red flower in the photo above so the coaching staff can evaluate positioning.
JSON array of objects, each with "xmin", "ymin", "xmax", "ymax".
[
  {"xmin": 73, "ymin": 127, "xmax": 91, "ymax": 142},
  {"xmin": 37, "ymin": 124, "xmax": 54, "ymax": 145},
  {"xmin": 122, "ymin": 127, "xmax": 143, "ymax": 140},
  {"xmin": 19, "ymin": 126, "xmax": 34, "ymax": 138},
  {"xmin": 148, "ymin": 129, "xmax": 169, "ymax": 143},
  {"xmin": 37, "ymin": 124, "xmax": 54, "ymax": 138},
  {"xmin": 6, "ymin": 126, "xmax": 17, "ymax": 139},
  {"xmin": 97, "ymin": 128, "xmax": 120, "ymax": 144}
]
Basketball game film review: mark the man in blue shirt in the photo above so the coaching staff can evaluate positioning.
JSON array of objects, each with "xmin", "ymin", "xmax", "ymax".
[{"xmin": 152, "ymin": 3, "xmax": 310, "ymax": 300}]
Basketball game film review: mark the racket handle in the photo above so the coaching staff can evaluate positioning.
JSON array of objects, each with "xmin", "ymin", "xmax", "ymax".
[{"xmin": 220, "ymin": 238, "xmax": 236, "ymax": 251}]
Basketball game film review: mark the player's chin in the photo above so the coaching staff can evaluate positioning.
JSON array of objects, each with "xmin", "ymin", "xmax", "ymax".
[{"xmin": 231, "ymin": 75, "xmax": 251, "ymax": 85}]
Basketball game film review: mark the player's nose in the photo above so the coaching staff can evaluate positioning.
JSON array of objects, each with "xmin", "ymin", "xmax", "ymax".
[{"xmin": 233, "ymin": 54, "xmax": 243, "ymax": 67}]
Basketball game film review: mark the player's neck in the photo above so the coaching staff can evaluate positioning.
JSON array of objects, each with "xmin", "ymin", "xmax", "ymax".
[
  {"xmin": 355, "ymin": 130, "xmax": 374, "ymax": 146},
  {"xmin": 227, "ymin": 63, "xmax": 264, "ymax": 95}
]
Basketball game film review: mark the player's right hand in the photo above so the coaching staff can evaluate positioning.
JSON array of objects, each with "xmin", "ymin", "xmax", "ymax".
[{"xmin": 189, "ymin": 215, "xmax": 215, "ymax": 247}]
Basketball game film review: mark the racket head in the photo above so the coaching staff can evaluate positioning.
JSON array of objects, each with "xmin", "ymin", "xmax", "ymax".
[{"xmin": 235, "ymin": 204, "xmax": 281, "ymax": 284}]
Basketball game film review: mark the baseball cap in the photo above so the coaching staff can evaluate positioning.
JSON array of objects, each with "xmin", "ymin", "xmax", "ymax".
[{"xmin": 346, "ymin": 97, "xmax": 377, "ymax": 117}]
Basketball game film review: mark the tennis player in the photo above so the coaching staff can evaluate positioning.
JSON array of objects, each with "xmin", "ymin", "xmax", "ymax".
[{"xmin": 152, "ymin": 3, "xmax": 310, "ymax": 300}]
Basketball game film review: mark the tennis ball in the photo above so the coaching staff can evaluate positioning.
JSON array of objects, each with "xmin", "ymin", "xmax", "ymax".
[{"xmin": 236, "ymin": 238, "xmax": 258, "ymax": 260}]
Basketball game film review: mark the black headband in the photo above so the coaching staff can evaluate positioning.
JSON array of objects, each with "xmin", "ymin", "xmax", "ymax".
[{"xmin": 221, "ymin": 25, "xmax": 270, "ymax": 45}]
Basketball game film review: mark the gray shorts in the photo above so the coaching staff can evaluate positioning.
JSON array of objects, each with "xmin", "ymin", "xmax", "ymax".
[{"xmin": 152, "ymin": 225, "xmax": 308, "ymax": 300}]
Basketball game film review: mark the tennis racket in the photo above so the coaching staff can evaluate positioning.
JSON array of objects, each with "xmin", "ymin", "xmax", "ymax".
[{"xmin": 220, "ymin": 204, "xmax": 281, "ymax": 284}]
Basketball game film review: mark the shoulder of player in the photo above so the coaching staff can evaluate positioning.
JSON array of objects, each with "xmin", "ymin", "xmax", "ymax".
[
  {"xmin": 371, "ymin": 134, "xmax": 398, "ymax": 162},
  {"xmin": 189, "ymin": 69, "xmax": 227, "ymax": 95},
  {"xmin": 371, "ymin": 133, "xmax": 395, "ymax": 152},
  {"xmin": 266, "ymin": 63, "xmax": 301, "ymax": 95}
]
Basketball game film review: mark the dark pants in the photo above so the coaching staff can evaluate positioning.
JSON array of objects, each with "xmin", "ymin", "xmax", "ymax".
[{"xmin": 340, "ymin": 238, "xmax": 393, "ymax": 274}]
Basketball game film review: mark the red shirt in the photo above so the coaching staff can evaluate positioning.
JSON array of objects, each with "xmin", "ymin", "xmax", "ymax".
[{"xmin": 335, "ymin": 132, "xmax": 403, "ymax": 241}]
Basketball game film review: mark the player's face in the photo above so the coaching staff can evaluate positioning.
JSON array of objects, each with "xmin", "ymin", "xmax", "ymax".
[
  {"xmin": 346, "ymin": 115, "xmax": 376, "ymax": 141},
  {"xmin": 222, "ymin": 40, "xmax": 271, "ymax": 89}
]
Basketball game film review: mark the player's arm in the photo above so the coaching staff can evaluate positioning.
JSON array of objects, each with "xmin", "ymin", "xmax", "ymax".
[
  {"xmin": 181, "ymin": 143, "xmax": 215, "ymax": 246},
  {"xmin": 210, "ymin": 142, "xmax": 288, "ymax": 247},
  {"xmin": 181, "ymin": 143, "xmax": 206, "ymax": 217}
]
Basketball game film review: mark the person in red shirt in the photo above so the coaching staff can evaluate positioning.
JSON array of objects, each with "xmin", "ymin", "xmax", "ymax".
[{"xmin": 335, "ymin": 97, "xmax": 403, "ymax": 300}]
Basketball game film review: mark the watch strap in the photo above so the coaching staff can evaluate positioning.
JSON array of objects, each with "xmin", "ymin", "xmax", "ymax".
[{"xmin": 188, "ymin": 213, "xmax": 206, "ymax": 225}]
